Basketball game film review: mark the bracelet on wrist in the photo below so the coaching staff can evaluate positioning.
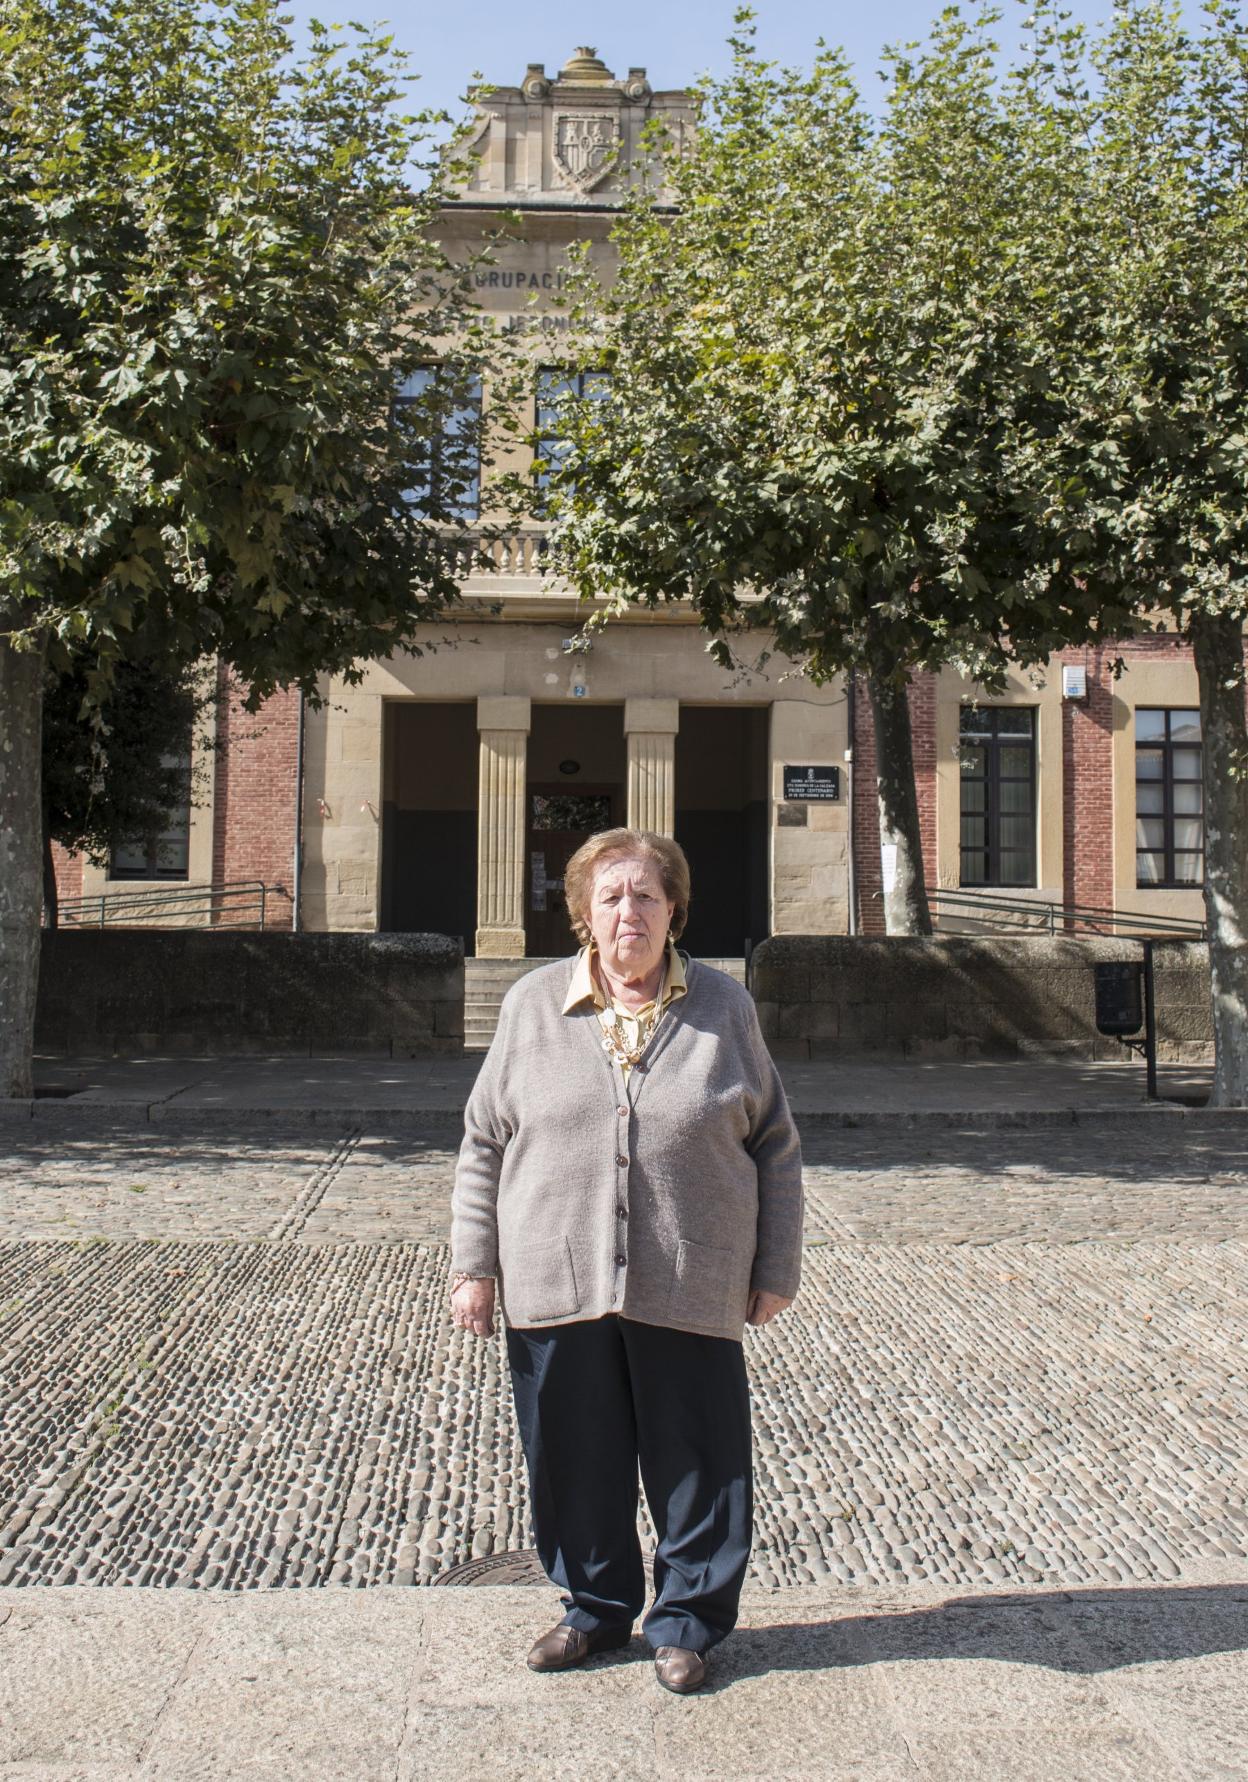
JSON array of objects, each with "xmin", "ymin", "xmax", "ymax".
[{"xmin": 450, "ymin": 1271, "xmax": 494, "ymax": 1294}]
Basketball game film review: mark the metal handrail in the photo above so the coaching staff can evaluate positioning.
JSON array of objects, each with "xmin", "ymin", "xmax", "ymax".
[
  {"xmin": 53, "ymin": 879, "xmax": 275, "ymax": 931},
  {"xmin": 928, "ymin": 886, "xmax": 1207, "ymax": 941}
]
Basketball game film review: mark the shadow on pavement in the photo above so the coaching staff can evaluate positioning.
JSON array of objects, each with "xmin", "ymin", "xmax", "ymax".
[{"xmin": 719, "ymin": 1583, "xmax": 1248, "ymax": 1686}]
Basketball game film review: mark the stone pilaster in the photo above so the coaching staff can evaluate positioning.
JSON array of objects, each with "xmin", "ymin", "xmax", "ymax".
[
  {"xmin": 625, "ymin": 698, "xmax": 680, "ymax": 836},
  {"xmin": 475, "ymin": 695, "xmax": 531, "ymax": 957}
]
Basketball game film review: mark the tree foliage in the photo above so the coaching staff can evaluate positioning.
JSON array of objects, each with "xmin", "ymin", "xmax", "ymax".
[
  {"xmin": 1, "ymin": 0, "xmax": 502, "ymax": 698},
  {"xmin": 535, "ymin": 5, "xmax": 1120, "ymax": 932},
  {"xmin": 534, "ymin": 0, "xmax": 1248, "ymax": 1098},
  {"xmin": 0, "ymin": 0, "xmax": 517, "ymax": 1094},
  {"xmin": 1007, "ymin": 0, "xmax": 1248, "ymax": 1101}
]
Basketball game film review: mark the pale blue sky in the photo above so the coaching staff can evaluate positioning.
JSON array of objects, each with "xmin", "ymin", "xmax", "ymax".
[{"xmin": 281, "ymin": 0, "xmax": 1213, "ymax": 137}]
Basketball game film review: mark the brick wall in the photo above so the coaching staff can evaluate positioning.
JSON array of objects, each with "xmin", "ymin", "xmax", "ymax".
[
  {"xmin": 210, "ymin": 667, "xmax": 301, "ymax": 929},
  {"xmin": 48, "ymin": 667, "xmax": 302, "ymax": 927},
  {"xmin": 50, "ymin": 842, "xmax": 83, "ymax": 913},
  {"xmin": 1061, "ymin": 644, "xmax": 1116, "ymax": 914},
  {"xmin": 853, "ymin": 636, "xmax": 1213, "ymax": 935}
]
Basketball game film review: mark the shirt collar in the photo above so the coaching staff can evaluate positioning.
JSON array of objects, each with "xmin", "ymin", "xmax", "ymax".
[{"xmin": 562, "ymin": 940, "xmax": 688, "ymax": 1015}]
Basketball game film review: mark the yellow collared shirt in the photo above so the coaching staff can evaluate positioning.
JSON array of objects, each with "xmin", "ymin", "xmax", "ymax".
[{"xmin": 562, "ymin": 941, "xmax": 687, "ymax": 1075}]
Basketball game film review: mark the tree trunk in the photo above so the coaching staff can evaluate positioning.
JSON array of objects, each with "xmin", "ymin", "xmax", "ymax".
[
  {"xmin": 42, "ymin": 808, "xmax": 59, "ymax": 931},
  {"xmin": 1190, "ymin": 609, "xmax": 1248, "ymax": 1106},
  {"xmin": 0, "ymin": 631, "xmax": 47, "ymax": 1098},
  {"xmin": 867, "ymin": 667, "xmax": 932, "ymax": 936}
]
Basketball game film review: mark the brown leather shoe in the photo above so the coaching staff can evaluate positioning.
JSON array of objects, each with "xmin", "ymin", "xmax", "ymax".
[
  {"xmin": 654, "ymin": 1645, "xmax": 708, "ymax": 1693},
  {"xmin": 526, "ymin": 1620, "xmax": 633, "ymax": 1671}
]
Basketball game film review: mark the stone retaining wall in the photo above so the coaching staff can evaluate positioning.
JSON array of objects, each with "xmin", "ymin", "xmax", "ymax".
[
  {"xmin": 36, "ymin": 931, "xmax": 464, "ymax": 1056},
  {"xmin": 750, "ymin": 935, "xmax": 1211, "ymax": 1062}
]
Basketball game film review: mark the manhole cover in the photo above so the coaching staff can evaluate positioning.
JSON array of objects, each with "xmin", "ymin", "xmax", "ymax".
[
  {"xmin": 435, "ymin": 1549, "xmax": 548, "ymax": 1586},
  {"xmin": 436, "ymin": 1546, "xmax": 658, "ymax": 1587}
]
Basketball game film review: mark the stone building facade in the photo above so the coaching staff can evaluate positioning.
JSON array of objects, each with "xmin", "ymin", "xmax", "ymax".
[{"xmin": 51, "ymin": 48, "xmax": 1212, "ymax": 956}]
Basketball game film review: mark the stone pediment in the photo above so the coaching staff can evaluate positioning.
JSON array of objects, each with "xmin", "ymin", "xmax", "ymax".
[{"xmin": 445, "ymin": 46, "xmax": 694, "ymax": 208}]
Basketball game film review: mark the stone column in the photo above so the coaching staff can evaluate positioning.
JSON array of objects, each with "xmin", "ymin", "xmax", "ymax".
[
  {"xmin": 476, "ymin": 695, "xmax": 531, "ymax": 957},
  {"xmin": 625, "ymin": 698, "xmax": 680, "ymax": 836}
]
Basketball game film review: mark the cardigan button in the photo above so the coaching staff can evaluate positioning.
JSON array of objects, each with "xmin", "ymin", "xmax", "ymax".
[
  {"xmin": 616, "ymin": 1154, "xmax": 628, "ymax": 1167},
  {"xmin": 615, "ymin": 1253, "xmax": 627, "ymax": 1267},
  {"xmin": 617, "ymin": 1105, "xmax": 628, "ymax": 1117}
]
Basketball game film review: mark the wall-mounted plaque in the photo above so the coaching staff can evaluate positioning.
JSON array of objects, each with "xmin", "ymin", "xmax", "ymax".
[{"xmin": 783, "ymin": 765, "xmax": 841, "ymax": 802}]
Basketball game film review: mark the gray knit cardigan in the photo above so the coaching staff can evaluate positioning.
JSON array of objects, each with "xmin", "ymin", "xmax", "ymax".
[{"xmin": 451, "ymin": 955, "xmax": 804, "ymax": 1342}]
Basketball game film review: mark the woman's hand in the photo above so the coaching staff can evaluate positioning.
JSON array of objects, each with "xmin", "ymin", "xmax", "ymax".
[
  {"xmin": 747, "ymin": 1289, "xmax": 792, "ymax": 1327},
  {"xmin": 451, "ymin": 1277, "xmax": 496, "ymax": 1337}
]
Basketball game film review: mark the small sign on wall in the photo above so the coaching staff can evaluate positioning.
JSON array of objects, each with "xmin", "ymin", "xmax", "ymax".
[{"xmin": 783, "ymin": 764, "xmax": 841, "ymax": 802}]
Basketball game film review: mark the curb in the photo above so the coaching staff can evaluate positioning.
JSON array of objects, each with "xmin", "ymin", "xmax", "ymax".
[
  {"xmin": 4, "ymin": 1101, "xmax": 1247, "ymax": 1131},
  {"xmin": 790, "ymin": 1104, "xmax": 1248, "ymax": 1128}
]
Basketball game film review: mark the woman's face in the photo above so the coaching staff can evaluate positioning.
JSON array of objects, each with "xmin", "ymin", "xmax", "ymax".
[{"xmin": 588, "ymin": 854, "xmax": 676, "ymax": 979}]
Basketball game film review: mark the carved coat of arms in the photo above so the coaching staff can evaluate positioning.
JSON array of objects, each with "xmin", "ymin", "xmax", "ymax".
[{"xmin": 553, "ymin": 112, "xmax": 620, "ymax": 192}]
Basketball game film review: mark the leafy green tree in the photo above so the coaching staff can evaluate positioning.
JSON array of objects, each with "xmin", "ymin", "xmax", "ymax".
[
  {"xmin": 1007, "ymin": 0, "xmax": 1248, "ymax": 1103},
  {"xmin": 41, "ymin": 657, "xmax": 216, "ymax": 927},
  {"xmin": 0, "ymin": 0, "xmax": 508, "ymax": 1094},
  {"xmin": 535, "ymin": 7, "xmax": 1118, "ymax": 934}
]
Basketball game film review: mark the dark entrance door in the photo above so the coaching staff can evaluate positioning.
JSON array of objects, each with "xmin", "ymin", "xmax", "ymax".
[
  {"xmin": 675, "ymin": 707, "xmax": 770, "ymax": 956},
  {"xmin": 380, "ymin": 701, "xmax": 478, "ymax": 949},
  {"xmin": 526, "ymin": 787, "xmax": 618, "ymax": 955}
]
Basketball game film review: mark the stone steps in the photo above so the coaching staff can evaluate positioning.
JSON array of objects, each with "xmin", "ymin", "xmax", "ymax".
[
  {"xmin": 696, "ymin": 957, "xmax": 748, "ymax": 985},
  {"xmin": 464, "ymin": 954, "xmax": 748, "ymax": 1050},
  {"xmin": 464, "ymin": 957, "xmax": 564, "ymax": 1050}
]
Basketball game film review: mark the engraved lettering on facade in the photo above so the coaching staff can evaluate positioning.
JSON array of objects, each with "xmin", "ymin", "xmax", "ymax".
[
  {"xmin": 475, "ymin": 269, "xmax": 570, "ymax": 290},
  {"xmin": 499, "ymin": 312, "xmax": 572, "ymax": 336}
]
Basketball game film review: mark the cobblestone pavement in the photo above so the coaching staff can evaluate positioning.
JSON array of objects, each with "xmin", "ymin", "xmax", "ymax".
[
  {"xmin": 0, "ymin": 1123, "xmax": 1244, "ymax": 1596},
  {"xmin": 799, "ymin": 1126, "xmax": 1248, "ymax": 1244},
  {"xmin": 0, "ymin": 1128, "xmax": 460, "ymax": 1244},
  {"xmin": 1, "ymin": 1123, "xmax": 1246, "ymax": 1246}
]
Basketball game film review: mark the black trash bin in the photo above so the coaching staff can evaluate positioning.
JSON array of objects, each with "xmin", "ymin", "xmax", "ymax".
[{"xmin": 1093, "ymin": 960, "xmax": 1143, "ymax": 1036}]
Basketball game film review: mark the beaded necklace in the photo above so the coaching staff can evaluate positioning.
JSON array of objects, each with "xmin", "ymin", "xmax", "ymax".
[{"xmin": 596, "ymin": 955, "xmax": 670, "ymax": 1068}]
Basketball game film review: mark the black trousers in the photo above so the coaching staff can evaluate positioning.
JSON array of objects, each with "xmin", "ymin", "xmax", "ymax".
[{"xmin": 505, "ymin": 1313, "xmax": 753, "ymax": 1653}]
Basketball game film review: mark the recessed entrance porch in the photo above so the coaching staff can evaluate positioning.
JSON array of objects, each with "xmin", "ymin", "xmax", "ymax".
[{"xmin": 380, "ymin": 695, "xmax": 771, "ymax": 960}]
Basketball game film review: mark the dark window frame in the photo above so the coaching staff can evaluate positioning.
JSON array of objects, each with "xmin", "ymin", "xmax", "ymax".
[
  {"xmin": 108, "ymin": 750, "xmax": 193, "ymax": 882},
  {"xmin": 958, "ymin": 707, "xmax": 1038, "ymax": 888},
  {"xmin": 1135, "ymin": 707, "xmax": 1204, "ymax": 889},
  {"xmin": 533, "ymin": 366, "xmax": 612, "ymax": 494},
  {"xmin": 395, "ymin": 364, "xmax": 483, "ymax": 522}
]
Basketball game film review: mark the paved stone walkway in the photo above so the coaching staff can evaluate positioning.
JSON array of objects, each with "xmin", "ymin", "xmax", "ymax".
[
  {"xmin": 8, "ymin": 1052, "xmax": 1220, "ymax": 1126},
  {"xmin": 3, "ymin": 1579, "xmax": 1247, "ymax": 1778},
  {"xmin": 1, "ymin": 1123, "xmax": 1245, "ymax": 1598}
]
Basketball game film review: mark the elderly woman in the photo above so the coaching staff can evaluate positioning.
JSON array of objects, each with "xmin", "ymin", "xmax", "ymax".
[{"xmin": 450, "ymin": 828, "xmax": 803, "ymax": 1694}]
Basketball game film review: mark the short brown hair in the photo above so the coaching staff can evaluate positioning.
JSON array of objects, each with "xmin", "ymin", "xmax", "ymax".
[{"xmin": 564, "ymin": 828, "xmax": 692, "ymax": 945}]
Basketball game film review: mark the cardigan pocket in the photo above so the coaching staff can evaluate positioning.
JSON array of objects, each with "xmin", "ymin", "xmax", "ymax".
[
  {"xmin": 501, "ymin": 1234, "xmax": 581, "ymax": 1326},
  {"xmin": 670, "ymin": 1236, "xmax": 749, "ymax": 1327}
]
